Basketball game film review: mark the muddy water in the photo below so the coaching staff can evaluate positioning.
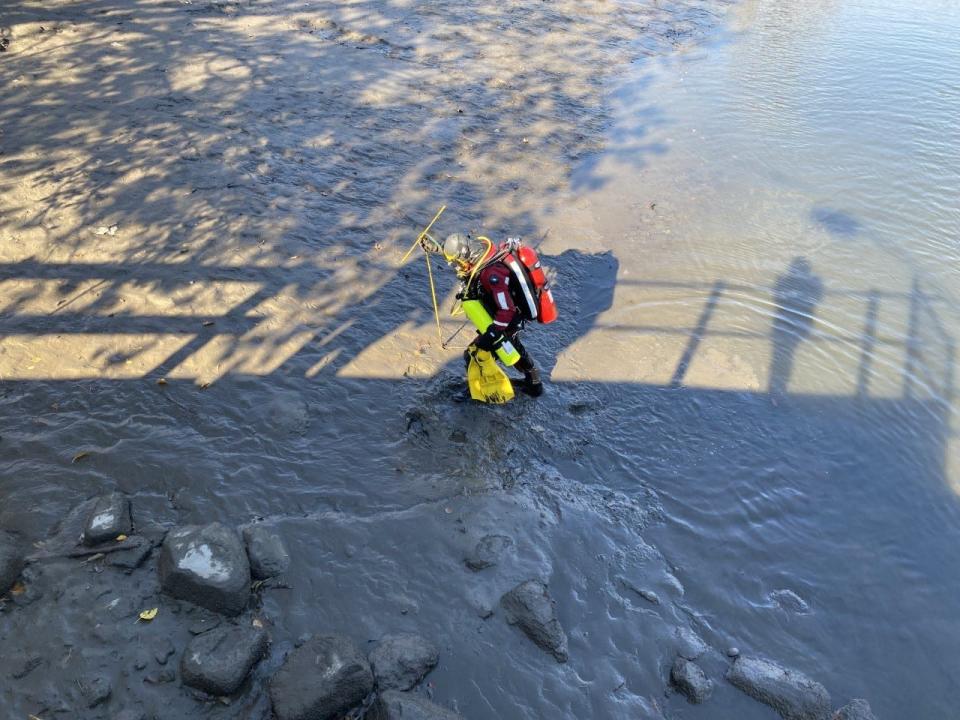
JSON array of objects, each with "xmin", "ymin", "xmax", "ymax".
[{"xmin": 0, "ymin": 0, "xmax": 957, "ymax": 718}]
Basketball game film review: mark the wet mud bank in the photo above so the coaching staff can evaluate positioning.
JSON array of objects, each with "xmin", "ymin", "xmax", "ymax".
[{"xmin": 0, "ymin": 0, "xmax": 904, "ymax": 718}]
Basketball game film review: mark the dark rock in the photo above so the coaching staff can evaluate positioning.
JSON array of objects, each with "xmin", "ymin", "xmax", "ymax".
[
  {"xmin": 154, "ymin": 639, "xmax": 175, "ymax": 666},
  {"xmin": 242, "ymin": 524, "xmax": 290, "ymax": 580},
  {"xmin": 671, "ymin": 657, "xmax": 713, "ymax": 704},
  {"xmin": 181, "ymin": 624, "xmax": 268, "ymax": 696},
  {"xmin": 727, "ymin": 656, "xmax": 831, "ymax": 720},
  {"xmin": 269, "ymin": 635, "xmax": 374, "ymax": 720},
  {"xmin": 369, "ymin": 690, "xmax": 464, "ymax": 720},
  {"xmin": 369, "ymin": 633, "xmax": 439, "ymax": 691},
  {"xmin": 675, "ymin": 627, "xmax": 708, "ymax": 660},
  {"xmin": 79, "ymin": 674, "xmax": 111, "ymax": 707},
  {"xmin": 500, "ymin": 579, "xmax": 568, "ymax": 663},
  {"xmin": 464, "ymin": 534, "xmax": 512, "ymax": 571},
  {"xmin": 83, "ymin": 493, "xmax": 132, "ymax": 545},
  {"xmin": 158, "ymin": 523, "xmax": 250, "ymax": 616},
  {"xmin": 833, "ymin": 699, "xmax": 878, "ymax": 720},
  {"xmin": 0, "ymin": 531, "xmax": 24, "ymax": 595},
  {"xmin": 108, "ymin": 535, "xmax": 153, "ymax": 570},
  {"xmin": 188, "ymin": 611, "xmax": 222, "ymax": 635}
]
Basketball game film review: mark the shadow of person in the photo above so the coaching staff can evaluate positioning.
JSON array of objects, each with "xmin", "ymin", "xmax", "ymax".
[
  {"xmin": 508, "ymin": 248, "xmax": 619, "ymax": 380},
  {"xmin": 770, "ymin": 257, "xmax": 824, "ymax": 396}
]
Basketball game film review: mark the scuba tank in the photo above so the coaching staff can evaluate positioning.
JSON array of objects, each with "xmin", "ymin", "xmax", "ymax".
[
  {"xmin": 498, "ymin": 246, "xmax": 559, "ymax": 325},
  {"xmin": 461, "ymin": 299, "xmax": 521, "ymax": 366},
  {"xmin": 516, "ymin": 246, "xmax": 557, "ymax": 324}
]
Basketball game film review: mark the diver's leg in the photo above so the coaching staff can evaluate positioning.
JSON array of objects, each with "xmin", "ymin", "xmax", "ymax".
[{"xmin": 511, "ymin": 335, "xmax": 543, "ymax": 397}]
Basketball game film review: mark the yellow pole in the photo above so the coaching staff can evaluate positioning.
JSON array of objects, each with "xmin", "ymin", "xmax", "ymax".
[{"xmin": 424, "ymin": 250, "xmax": 443, "ymax": 347}]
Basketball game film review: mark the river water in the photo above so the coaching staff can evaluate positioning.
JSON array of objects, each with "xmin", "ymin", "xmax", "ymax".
[
  {"xmin": 0, "ymin": 0, "xmax": 957, "ymax": 718},
  {"xmin": 550, "ymin": 0, "xmax": 960, "ymax": 716}
]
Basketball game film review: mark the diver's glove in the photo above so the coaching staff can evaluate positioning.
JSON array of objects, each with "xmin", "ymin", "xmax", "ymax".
[
  {"xmin": 419, "ymin": 235, "xmax": 443, "ymax": 254},
  {"xmin": 474, "ymin": 327, "xmax": 505, "ymax": 352}
]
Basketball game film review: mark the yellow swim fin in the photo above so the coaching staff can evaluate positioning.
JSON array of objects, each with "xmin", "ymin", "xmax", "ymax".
[{"xmin": 467, "ymin": 350, "xmax": 515, "ymax": 404}]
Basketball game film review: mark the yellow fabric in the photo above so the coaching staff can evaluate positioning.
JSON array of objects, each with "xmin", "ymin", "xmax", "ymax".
[{"xmin": 467, "ymin": 350, "xmax": 515, "ymax": 403}]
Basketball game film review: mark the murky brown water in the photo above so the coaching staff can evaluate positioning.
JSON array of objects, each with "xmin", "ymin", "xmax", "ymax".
[{"xmin": 1, "ymin": 0, "xmax": 958, "ymax": 717}]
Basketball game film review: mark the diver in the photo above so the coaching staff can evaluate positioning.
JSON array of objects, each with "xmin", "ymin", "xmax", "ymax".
[{"xmin": 424, "ymin": 232, "xmax": 557, "ymax": 397}]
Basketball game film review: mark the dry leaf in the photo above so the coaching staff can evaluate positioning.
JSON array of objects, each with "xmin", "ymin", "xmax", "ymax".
[
  {"xmin": 71, "ymin": 451, "xmax": 89, "ymax": 463},
  {"xmin": 115, "ymin": 534, "xmax": 127, "ymax": 542},
  {"xmin": 138, "ymin": 607, "xmax": 159, "ymax": 621},
  {"xmin": 10, "ymin": 581, "xmax": 26, "ymax": 595}
]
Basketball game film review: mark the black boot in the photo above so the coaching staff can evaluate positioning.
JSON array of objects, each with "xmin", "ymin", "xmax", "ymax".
[{"xmin": 522, "ymin": 365, "xmax": 544, "ymax": 397}]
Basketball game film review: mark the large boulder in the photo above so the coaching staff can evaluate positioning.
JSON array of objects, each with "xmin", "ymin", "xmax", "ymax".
[
  {"xmin": 241, "ymin": 524, "xmax": 290, "ymax": 580},
  {"xmin": 670, "ymin": 656, "xmax": 713, "ymax": 704},
  {"xmin": 500, "ymin": 579, "xmax": 568, "ymax": 663},
  {"xmin": 727, "ymin": 656, "xmax": 831, "ymax": 720},
  {"xmin": 181, "ymin": 624, "xmax": 268, "ymax": 696},
  {"xmin": 83, "ymin": 493, "xmax": 132, "ymax": 545},
  {"xmin": 269, "ymin": 635, "xmax": 374, "ymax": 720},
  {"xmin": 834, "ymin": 699, "xmax": 878, "ymax": 720},
  {"xmin": 369, "ymin": 633, "xmax": 439, "ymax": 691},
  {"xmin": 464, "ymin": 534, "xmax": 513, "ymax": 571},
  {"xmin": 159, "ymin": 524, "xmax": 250, "ymax": 616},
  {"xmin": 369, "ymin": 690, "xmax": 464, "ymax": 720},
  {"xmin": 0, "ymin": 532, "xmax": 24, "ymax": 595}
]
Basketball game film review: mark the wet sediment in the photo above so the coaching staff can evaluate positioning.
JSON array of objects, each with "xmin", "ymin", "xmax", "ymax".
[{"xmin": 0, "ymin": 0, "xmax": 890, "ymax": 718}]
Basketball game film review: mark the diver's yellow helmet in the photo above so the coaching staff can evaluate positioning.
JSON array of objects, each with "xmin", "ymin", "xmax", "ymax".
[{"xmin": 443, "ymin": 233, "xmax": 491, "ymax": 274}]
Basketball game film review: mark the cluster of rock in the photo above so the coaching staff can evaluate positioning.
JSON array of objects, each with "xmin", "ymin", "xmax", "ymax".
[
  {"xmin": 3, "ymin": 496, "xmax": 884, "ymax": 719},
  {"xmin": 1, "ymin": 492, "xmax": 465, "ymax": 718},
  {"xmin": 270, "ymin": 632, "xmax": 455, "ymax": 720},
  {"xmin": 152, "ymin": 515, "xmax": 458, "ymax": 717},
  {"xmin": 462, "ymin": 532, "xmax": 573, "ymax": 668},
  {"xmin": 665, "ymin": 646, "xmax": 878, "ymax": 720},
  {"xmin": 2, "ymin": 492, "xmax": 140, "ymax": 597}
]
